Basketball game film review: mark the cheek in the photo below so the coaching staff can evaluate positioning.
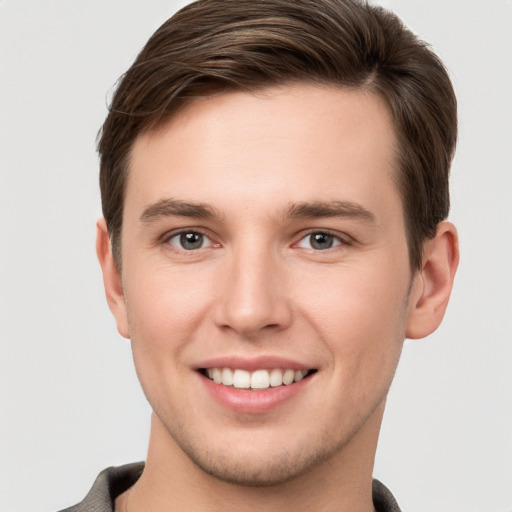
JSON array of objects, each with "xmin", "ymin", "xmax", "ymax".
[
  {"xmin": 303, "ymin": 261, "xmax": 409, "ymax": 329},
  {"xmin": 123, "ymin": 265, "xmax": 216, "ymax": 415},
  {"xmin": 123, "ymin": 263, "xmax": 217, "ymax": 367},
  {"xmin": 299, "ymin": 263, "xmax": 410, "ymax": 379}
]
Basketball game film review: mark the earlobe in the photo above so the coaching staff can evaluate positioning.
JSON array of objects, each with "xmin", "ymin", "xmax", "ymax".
[
  {"xmin": 406, "ymin": 221, "xmax": 459, "ymax": 339},
  {"xmin": 96, "ymin": 218, "xmax": 130, "ymax": 339}
]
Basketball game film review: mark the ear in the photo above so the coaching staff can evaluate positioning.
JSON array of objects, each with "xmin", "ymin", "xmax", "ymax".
[
  {"xmin": 406, "ymin": 221, "xmax": 459, "ymax": 339},
  {"xmin": 96, "ymin": 218, "xmax": 130, "ymax": 339}
]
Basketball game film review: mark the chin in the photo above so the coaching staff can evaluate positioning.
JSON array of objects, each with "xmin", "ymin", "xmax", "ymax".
[
  {"xmin": 183, "ymin": 443, "xmax": 329, "ymax": 487},
  {"xmin": 165, "ymin": 419, "xmax": 347, "ymax": 488}
]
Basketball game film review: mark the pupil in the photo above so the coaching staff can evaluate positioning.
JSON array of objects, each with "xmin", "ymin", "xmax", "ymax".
[
  {"xmin": 311, "ymin": 233, "xmax": 333, "ymax": 250},
  {"xmin": 180, "ymin": 232, "xmax": 203, "ymax": 250}
]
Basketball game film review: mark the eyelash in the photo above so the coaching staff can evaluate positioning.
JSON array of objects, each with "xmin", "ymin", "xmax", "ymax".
[
  {"xmin": 162, "ymin": 228, "xmax": 351, "ymax": 253},
  {"xmin": 163, "ymin": 228, "xmax": 220, "ymax": 253},
  {"xmin": 294, "ymin": 229, "xmax": 351, "ymax": 251}
]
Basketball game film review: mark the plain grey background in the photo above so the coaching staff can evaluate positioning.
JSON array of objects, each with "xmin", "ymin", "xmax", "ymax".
[{"xmin": 1, "ymin": 1, "xmax": 511, "ymax": 511}]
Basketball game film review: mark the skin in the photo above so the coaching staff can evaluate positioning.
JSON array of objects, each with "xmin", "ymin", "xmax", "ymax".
[{"xmin": 97, "ymin": 84, "xmax": 459, "ymax": 512}]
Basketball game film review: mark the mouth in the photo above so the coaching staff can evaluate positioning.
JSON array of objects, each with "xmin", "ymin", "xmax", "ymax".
[{"xmin": 199, "ymin": 367, "xmax": 317, "ymax": 390}]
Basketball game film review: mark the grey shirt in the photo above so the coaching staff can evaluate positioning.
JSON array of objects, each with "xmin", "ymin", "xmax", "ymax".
[{"xmin": 59, "ymin": 463, "xmax": 402, "ymax": 512}]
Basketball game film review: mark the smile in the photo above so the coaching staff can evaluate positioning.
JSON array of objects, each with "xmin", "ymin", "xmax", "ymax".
[{"xmin": 202, "ymin": 368, "xmax": 316, "ymax": 390}]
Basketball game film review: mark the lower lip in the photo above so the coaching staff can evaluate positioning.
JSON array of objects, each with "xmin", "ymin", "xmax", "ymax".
[{"xmin": 200, "ymin": 373, "xmax": 312, "ymax": 414}]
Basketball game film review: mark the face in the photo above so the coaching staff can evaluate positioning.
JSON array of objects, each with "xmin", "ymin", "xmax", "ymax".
[{"xmin": 110, "ymin": 85, "xmax": 419, "ymax": 485}]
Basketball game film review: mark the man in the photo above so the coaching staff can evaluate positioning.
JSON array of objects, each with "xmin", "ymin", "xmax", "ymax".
[{"xmin": 62, "ymin": 0, "xmax": 458, "ymax": 510}]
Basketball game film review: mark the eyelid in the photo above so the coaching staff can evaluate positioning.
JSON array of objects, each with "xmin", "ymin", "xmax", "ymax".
[
  {"xmin": 294, "ymin": 229, "xmax": 353, "ymax": 249},
  {"xmin": 161, "ymin": 227, "xmax": 220, "ymax": 251},
  {"xmin": 158, "ymin": 227, "xmax": 353, "ymax": 252}
]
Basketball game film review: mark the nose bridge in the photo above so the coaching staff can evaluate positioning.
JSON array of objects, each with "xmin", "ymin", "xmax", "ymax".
[{"xmin": 214, "ymin": 236, "xmax": 291, "ymax": 336}]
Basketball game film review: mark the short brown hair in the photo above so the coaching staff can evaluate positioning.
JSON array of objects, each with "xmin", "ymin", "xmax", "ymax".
[{"xmin": 98, "ymin": 0, "xmax": 457, "ymax": 270}]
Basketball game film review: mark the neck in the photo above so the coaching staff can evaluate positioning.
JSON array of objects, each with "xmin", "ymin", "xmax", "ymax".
[{"xmin": 123, "ymin": 407, "xmax": 383, "ymax": 512}]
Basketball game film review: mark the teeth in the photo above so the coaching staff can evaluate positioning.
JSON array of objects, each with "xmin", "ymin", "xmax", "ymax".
[
  {"xmin": 233, "ymin": 369, "xmax": 251, "ymax": 388},
  {"xmin": 221, "ymin": 368, "xmax": 233, "ymax": 386},
  {"xmin": 251, "ymin": 370, "xmax": 270, "ymax": 389},
  {"xmin": 205, "ymin": 367, "xmax": 311, "ymax": 389},
  {"xmin": 294, "ymin": 370, "xmax": 305, "ymax": 382},
  {"xmin": 269, "ymin": 368, "xmax": 283, "ymax": 387},
  {"xmin": 213, "ymin": 368, "xmax": 222, "ymax": 384},
  {"xmin": 282, "ymin": 369, "xmax": 295, "ymax": 385}
]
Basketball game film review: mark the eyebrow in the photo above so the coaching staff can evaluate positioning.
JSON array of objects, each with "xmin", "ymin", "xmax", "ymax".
[
  {"xmin": 139, "ymin": 198, "xmax": 376, "ymax": 225},
  {"xmin": 140, "ymin": 199, "xmax": 217, "ymax": 224},
  {"xmin": 285, "ymin": 200, "xmax": 376, "ymax": 223}
]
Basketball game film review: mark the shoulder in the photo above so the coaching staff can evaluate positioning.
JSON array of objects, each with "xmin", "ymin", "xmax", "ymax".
[
  {"xmin": 57, "ymin": 462, "xmax": 144, "ymax": 512},
  {"xmin": 372, "ymin": 479, "xmax": 402, "ymax": 512}
]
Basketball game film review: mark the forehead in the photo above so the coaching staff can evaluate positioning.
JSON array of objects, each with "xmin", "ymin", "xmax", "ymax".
[{"xmin": 126, "ymin": 84, "xmax": 399, "ymax": 222}]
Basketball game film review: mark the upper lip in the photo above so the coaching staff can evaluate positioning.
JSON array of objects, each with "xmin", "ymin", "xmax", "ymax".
[{"xmin": 194, "ymin": 355, "xmax": 314, "ymax": 372}]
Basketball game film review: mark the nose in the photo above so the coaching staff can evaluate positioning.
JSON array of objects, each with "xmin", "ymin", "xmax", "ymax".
[{"xmin": 213, "ymin": 243, "xmax": 292, "ymax": 338}]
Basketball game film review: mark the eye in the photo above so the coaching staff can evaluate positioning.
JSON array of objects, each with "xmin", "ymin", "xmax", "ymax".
[
  {"xmin": 296, "ymin": 232, "xmax": 343, "ymax": 251},
  {"xmin": 167, "ymin": 231, "xmax": 211, "ymax": 251}
]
